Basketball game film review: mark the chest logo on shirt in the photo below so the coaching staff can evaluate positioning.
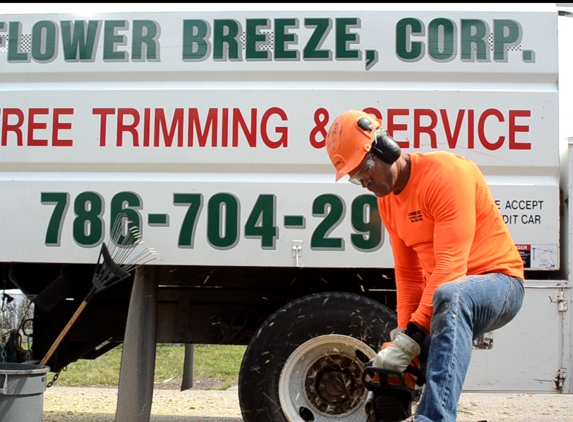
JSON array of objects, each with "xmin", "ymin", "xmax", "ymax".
[{"xmin": 408, "ymin": 210, "xmax": 424, "ymax": 223}]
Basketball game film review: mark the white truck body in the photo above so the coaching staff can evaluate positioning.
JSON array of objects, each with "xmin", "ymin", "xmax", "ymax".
[
  {"xmin": 0, "ymin": 4, "xmax": 561, "ymax": 269},
  {"xmin": 0, "ymin": 3, "xmax": 571, "ymax": 420}
]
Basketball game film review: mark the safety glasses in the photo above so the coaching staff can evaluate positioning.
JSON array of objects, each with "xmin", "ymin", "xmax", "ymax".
[{"xmin": 348, "ymin": 152, "xmax": 376, "ymax": 185}]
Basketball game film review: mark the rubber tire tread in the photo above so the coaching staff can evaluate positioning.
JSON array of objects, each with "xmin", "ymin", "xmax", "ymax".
[{"xmin": 238, "ymin": 291, "xmax": 397, "ymax": 422}]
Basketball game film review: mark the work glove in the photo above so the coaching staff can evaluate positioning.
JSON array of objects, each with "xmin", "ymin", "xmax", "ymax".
[
  {"xmin": 363, "ymin": 328, "xmax": 405, "ymax": 369},
  {"xmin": 390, "ymin": 327, "xmax": 404, "ymax": 341},
  {"xmin": 372, "ymin": 331, "xmax": 421, "ymax": 373}
]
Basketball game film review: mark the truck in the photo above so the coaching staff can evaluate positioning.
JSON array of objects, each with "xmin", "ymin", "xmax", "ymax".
[{"xmin": 0, "ymin": 3, "xmax": 571, "ymax": 421}]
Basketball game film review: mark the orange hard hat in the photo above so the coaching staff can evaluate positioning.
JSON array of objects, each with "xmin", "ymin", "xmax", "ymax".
[{"xmin": 325, "ymin": 109, "xmax": 383, "ymax": 181}]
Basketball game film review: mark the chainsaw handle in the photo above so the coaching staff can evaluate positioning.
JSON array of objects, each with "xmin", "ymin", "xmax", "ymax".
[
  {"xmin": 405, "ymin": 364, "xmax": 427, "ymax": 386},
  {"xmin": 362, "ymin": 366, "xmax": 409, "ymax": 391}
]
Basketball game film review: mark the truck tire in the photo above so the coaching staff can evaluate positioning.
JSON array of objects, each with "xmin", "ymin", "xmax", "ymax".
[{"xmin": 238, "ymin": 291, "xmax": 397, "ymax": 422}]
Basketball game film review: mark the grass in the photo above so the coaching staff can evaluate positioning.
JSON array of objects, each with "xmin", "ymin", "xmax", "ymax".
[{"xmin": 50, "ymin": 344, "xmax": 247, "ymax": 390}]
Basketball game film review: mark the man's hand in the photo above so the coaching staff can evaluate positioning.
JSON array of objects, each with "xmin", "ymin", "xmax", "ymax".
[
  {"xmin": 372, "ymin": 332, "xmax": 421, "ymax": 373},
  {"xmin": 389, "ymin": 327, "xmax": 404, "ymax": 341}
]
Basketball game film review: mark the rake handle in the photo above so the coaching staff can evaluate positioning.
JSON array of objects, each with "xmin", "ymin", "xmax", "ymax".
[{"xmin": 39, "ymin": 300, "xmax": 89, "ymax": 367}]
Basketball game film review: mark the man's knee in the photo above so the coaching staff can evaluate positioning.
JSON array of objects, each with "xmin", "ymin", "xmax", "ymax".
[
  {"xmin": 430, "ymin": 280, "xmax": 474, "ymax": 336},
  {"xmin": 430, "ymin": 282, "xmax": 462, "ymax": 333},
  {"xmin": 432, "ymin": 281, "xmax": 460, "ymax": 308}
]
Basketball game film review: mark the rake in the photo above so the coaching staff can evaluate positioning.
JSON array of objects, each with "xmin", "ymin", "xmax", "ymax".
[{"xmin": 39, "ymin": 214, "xmax": 158, "ymax": 367}]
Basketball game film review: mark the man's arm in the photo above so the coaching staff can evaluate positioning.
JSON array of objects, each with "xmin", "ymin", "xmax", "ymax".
[
  {"xmin": 384, "ymin": 224, "xmax": 425, "ymax": 329},
  {"xmin": 410, "ymin": 162, "xmax": 477, "ymax": 330}
]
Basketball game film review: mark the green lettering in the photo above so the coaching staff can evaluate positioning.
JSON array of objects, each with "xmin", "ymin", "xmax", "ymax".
[
  {"xmin": 245, "ymin": 18, "xmax": 269, "ymax": 60},
  {"xmin": 274, "ymin": 18, "xmax": 298, "ymax": 60},
  {"xmin": 8, "ymin": 22, "xmax": 29, "ymax": 62},
  {"xmin": 182, "ymin": 19, "xmax": 210, "ymax": 61},
  {"xmin": 335, "ymin": 17, "xmax": 360, "ymax": 60},
  {"xmin": 350, "ymin": 195, "xmax": 382, "ymax": 251},
  {"xmin": 73, "ymin": 191, "xmax": 104, "ymax": 247},
  {"xmin": 61, "ymin": 20, "xmax": 100, "ymax": 61},
  {"xmin": 396, "ymin": 17, "xmax": 423, "ymax": 62},
  {"xmin": 303, "ymin": 18, "xmax": 331, "ymax": 60},
  {"xmin": 132, "ymin": 20, "xmax": 159, "ymax": 61},
  {"xmin": 174, "ymin": 193, "xmax": 203, "ymax": 248},
  {"xmin": 41, "ymin": 192, "xmax": 70, "ymax": 246},
  {"xmin": 103, "ymin": 20, "xmax": 128, "ymax": 61},
  {"xmin": 207, "ymin": 193, "xmax": 239, "ymax": 249},
  {"xmin": 428, "ymin": 18, "xmax": 455, "ymax": 62},
  {"xmin": 461, "ymin": 19, "xmax": 489, "ymax": 62},
  {"xmin": 494, "ymin": 19, "xmax": 521, "ymax": 62},
  {"xmin": 311, "ymin": 194, "xmax": 344, "ymax": 250},
  {"xmin": 213, "ymin": 19, "xmax": 240, "ymax": 61},
  {"xmin": 0, "ymin": 22, "xmax": 6, "ymax": 50},
  {"xmin": 31, "ymin": 20, "xmax": 57, "ymax": 62},
  {"xmin": 244, "ymin": 195, "xmax": 277, "ymax": 249},
  {"xmin": 110, "ymin": 191, "xmax": 142, "ymax": 246}
]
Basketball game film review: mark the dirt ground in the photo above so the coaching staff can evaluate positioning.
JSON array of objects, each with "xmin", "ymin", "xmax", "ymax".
[
  {"xmin": 40, "ymin": 385, "xmax": 573, "ymax": 422},
  {"xmin": 153, "ymin": 376, "xmax": 235, "ymax": 391},
  {"xmin": 43, "ymin": 385, "xmax": 242, "ymax": 422}
]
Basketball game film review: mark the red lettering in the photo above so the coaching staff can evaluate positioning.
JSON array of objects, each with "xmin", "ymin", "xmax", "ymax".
[
  {"xmin": 222, "ymin": 108, "xmax": 229, "ymax": 147},
  {"xmin": 27, "ymin": 108, "xmax": 49, "ymax": 146},
  {"xmin": 509, "ymin": 110, "xmax": 531, "ymax": 150},
  {"xmin": 362, "ymin": 107, "xmax": 383, "ymax": 121},
  {"xmin": 93, "ymin": 108, "xmax": 115, "ymax": 147},
  {"xmin": 154, "ymin": 108, "xmax": 184, "ymax": 147},
  {"xmin": 414, "ymin": 109, "xmax": 437, "ymax": 148},
  {"xmin": 478, "ymin": 108, "xmax": 505, "ymax": 150},
  {"xmin": 233, "ymin": 108, "xmax": 257, "ymax": 147},
  {"xmin": 117, "ymin": 108, "xmax": 140, "ymax": 147},
  {"xmin": 188, "ymin": 108, "xmax": 218, "ymax": 147},
  {"xmin": 261, "ymin": 107, "xmax": 288, "ymax": 149},
  {"xmin": 52, "ymin": 108, "xmax": 74, "ymax": 147},
  {"xmin": 143, "ymin": 108, "xmax": 151, "ymax": 147},
  {"xmin": 348, "ymin": 106, "xmax": 532, "ymax": 152},
  {"xmin": 387, "ymin": 109, "xmax": 409, "ymax": 148},
  {"xmin": 468, "ymin": 109, "xmax": 475, "ymax": 149},
  {"xmin": 1, "ymin": 108, "xmax": 24, "ymax": 146},
  {"xmin": 441, "ymin": 109, "xmax": 464, "ymax": 148}
]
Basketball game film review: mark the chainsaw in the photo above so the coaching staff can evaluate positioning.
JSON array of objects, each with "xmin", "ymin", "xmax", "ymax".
[{"xmin": 362, "ymin": 360, "xmax": 426, "ymax": 422}]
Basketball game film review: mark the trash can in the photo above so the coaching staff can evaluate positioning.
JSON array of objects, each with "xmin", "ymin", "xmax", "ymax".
[{"xmin": 0, "ymin": 363, "xmax": 50, "ymax": 422}]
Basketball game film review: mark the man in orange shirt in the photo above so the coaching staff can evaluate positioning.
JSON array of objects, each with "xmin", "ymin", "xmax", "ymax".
[{"xmin": 325, "ymin": 109, "xmax": 525, "ymax": 422}]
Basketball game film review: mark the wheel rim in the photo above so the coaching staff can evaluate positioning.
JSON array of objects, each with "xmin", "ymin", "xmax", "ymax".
[{"xmin": 278, "ymin": 334, "xmax": 376, "ymax": 422}]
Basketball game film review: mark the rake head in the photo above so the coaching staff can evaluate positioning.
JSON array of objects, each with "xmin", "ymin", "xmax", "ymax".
[
  {"xmin": 88, "ymin": 213, "xmax": 159, "ymax": 300},
  {"xmin": 37, "ymin": 214, "xmax": 159, "ymax": 368}
]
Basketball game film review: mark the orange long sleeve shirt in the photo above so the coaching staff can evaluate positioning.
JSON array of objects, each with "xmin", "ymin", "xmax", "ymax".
[{"xmin": 377, "ymin": 152, "xmax": 524, "ymax": 331}]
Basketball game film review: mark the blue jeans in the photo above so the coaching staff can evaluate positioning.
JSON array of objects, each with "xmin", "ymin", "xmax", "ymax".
[{"xmin": 414, "ymin": 273, "xmax": 525, "ymax": 422}]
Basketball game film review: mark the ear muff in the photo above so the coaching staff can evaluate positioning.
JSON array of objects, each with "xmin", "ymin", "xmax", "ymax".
[{"xmin": 372, "ymin": 129, "xmax": 401, "ymax": 164}]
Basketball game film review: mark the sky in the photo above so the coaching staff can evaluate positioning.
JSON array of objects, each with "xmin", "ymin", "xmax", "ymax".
[
  {"xmin": 2, "ymin": 3, "xmax": 383, "ymax": 14},
  {"xmin": 1, "ymin": 3, "xmax": 561, "ymax": 14}
]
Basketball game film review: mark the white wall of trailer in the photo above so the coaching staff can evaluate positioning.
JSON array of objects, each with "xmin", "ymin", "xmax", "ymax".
[{"xmin": 0, "ymin": 4, "xmax": 561, "ymax": 271}]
